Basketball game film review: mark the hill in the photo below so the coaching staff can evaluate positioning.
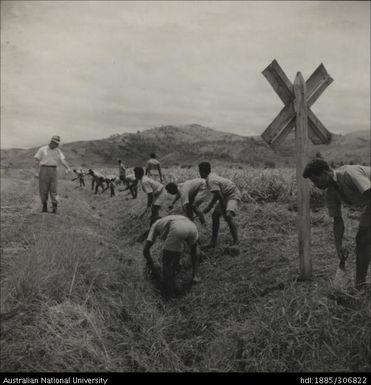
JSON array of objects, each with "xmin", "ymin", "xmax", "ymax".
[{"xmin": 1, "ymin": 124, "xmax": 369, "ymax": 169}]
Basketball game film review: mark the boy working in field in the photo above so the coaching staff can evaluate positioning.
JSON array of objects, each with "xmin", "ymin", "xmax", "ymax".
[
  {"xmin": 198, "ymin": 162, "xmax": 241, "ymax": 249},
  {"xmin": 72, "ymin": 169, "xmax": 86, "ymax": 187},
  {"xmin": 143, "ymin": 215, "xmax": 201, "ymax": 299},
  {"xmin": 88, "ymin": 169, "xmax": 106, "ymax": 194},
  {"xmin": 119, "ymin": 173, "xmax": 138, "ymax": 199},
  {"xmin": 102, "ymin": 175, "xmax": 120, "ymax": 197},
  {"xmin": 118, "ymin": 159, "xmax": 126, "ymax": 183},
  {"xmin": 303, "ymin": 158, "xmax": 370, "ymax": 290},
  {"xmin": 165, "ymin": 178, "xmax": 208, "ymax": 225},
  {"xmin": 134, "ymin": 166, "xmax": 167, "ymax": 221},
  {"xmin": 145, "ymin": 153, "xmax": 163, "ymax": 183}
]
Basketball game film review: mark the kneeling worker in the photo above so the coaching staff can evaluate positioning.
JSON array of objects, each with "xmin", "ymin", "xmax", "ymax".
[{"xmin": 143, "ymin": 215, "xmax": 201, "ymax": 299}]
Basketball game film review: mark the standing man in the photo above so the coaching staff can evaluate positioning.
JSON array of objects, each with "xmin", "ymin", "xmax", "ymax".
[
  {"xmin": 165, "ymin": 178, "xmax": 208, "ymax": 225},
  {"xmin": 303, "ymin": 158, "xmax": 370, "ymax": 291},
  {"xmin": 198, "ymin": 162, "xmax": 241, "ymax": 249},
  {"xmin": 34, "ymin": 135, "xmax": 71, "ymax": 214},
  {"xmin": 145, "ymin": 153, "xmax": 163, "ymax": 183},
  {"xmin": 118, "ymin": 159, "xmax": 126, "ymax": 184},
  {"xmin": 143, "ymin": 215, "xmax": 201, "ymax": 300}
]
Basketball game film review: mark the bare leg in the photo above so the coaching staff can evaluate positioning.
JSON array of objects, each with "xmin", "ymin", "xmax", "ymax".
[
  {"xmin": 355, "ymin": 226, "xmax": 370, "ymax": 289},
  {"xmin": 225, "ymin": 211, "xmax": 239, "ymax": 245}
]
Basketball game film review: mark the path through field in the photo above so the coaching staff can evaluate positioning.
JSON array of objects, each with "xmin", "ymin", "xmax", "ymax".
[{"xmin": 1, "ymin": 170, "xmax": 370, "ymax": 372}]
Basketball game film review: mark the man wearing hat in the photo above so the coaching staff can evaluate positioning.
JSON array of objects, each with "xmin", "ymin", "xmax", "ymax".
[
  {"xmin": 34, "ymin": 135, "xmax": 71, "ymax": 213},
  {"xmin": 303, "ymin": 158, "xmax": 370, "ymax": 290}
]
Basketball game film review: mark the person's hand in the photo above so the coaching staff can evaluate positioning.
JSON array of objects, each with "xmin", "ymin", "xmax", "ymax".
[
  {"xmin": 34, "ymin": 173, "xmax": 39, "ymax": 179},
  {"xmin": 339, "ymin": 246, "xmax": 349, "ymax": 261},
  {"xmin": 338, "ymin": 246, "xmax": 349, "ymax": 270},
  {"xmin": 65, "ymin": 168, "xmax": 71, "ymax": 174},
  {"xmin": 192, "ymin": 276, "xmax": 201, "ymax": 284}
]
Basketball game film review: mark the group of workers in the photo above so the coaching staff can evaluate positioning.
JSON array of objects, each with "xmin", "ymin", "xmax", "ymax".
[{"xmin": 34, "ymin": 135, "xmax": 370, "ymax": 300}]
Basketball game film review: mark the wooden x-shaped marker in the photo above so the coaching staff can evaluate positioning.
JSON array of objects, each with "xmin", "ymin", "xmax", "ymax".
[{"xmin": 262, "ymin": 59, "xmax": 333, "ymax": 147}]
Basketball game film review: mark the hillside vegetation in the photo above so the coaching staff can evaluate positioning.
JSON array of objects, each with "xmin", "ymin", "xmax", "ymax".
[{"xmin": 1, "ymin": 125, "xmax": 369, "ymax": 169}]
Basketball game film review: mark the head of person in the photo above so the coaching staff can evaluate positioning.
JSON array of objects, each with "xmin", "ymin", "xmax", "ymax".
[
  {"xmin": 165, "ymin": 182, "xmax": 178, "ymax": 195},
  {"xmin": 303, "ymin": 158, "xmax": 333, "ymax": 189},
  {"xmin": 198, "ymin": 162, "xmax": 211, "ymax": 179},
  {"xmin": 73, "ymin": 169, "xmax": 77, "ymax": 172},
  {"xmin": 134, "ymin": 166, "xmax": 144, "ymax": 180},
  {"xmin": 150, "ymin": 153, "xmax": 156, "ymax": 159},
  {"xmin": 49, "ymin": 135, "xmax": 60, "ymax": 149},
  {"xmin": 88, "ymin": 169, "xmax": 94, "ymax": 175},
  {"xmin": 118, "ymin": 159, "xmax": 122, "ymax": 164}
]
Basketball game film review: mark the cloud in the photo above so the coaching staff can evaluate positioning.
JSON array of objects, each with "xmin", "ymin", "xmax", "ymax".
[{"xmin": 1, "ymin": 1, "xmax": 369, "ymax": 148}]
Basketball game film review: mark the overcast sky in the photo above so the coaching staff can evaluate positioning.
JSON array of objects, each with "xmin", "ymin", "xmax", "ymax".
[{"xmin": 1, "ymin": 1, "xmax": 370, "ymax": 149}]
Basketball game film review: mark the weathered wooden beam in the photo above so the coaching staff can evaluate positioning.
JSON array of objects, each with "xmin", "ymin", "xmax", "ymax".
[
  {"xmin": 308, "ymin": 109, "xmax": 332, "ymax": 144},
  {"xmin": 306, "ymin": 63, "xmax": 334, "ymax": 107},
  {"xmin": 261, "ymin": 103, "xmax": 295, "ymax": 145},
  {"xmin": 294, "ymin": 72, "xmax": 312, "ymax": 280},
  {"xmin": 262, "ymin": 59, "xmax": 294, "ymax": 105}
]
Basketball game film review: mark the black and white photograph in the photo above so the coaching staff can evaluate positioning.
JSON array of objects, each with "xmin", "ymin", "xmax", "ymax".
[{"xmin": 0, "ymin": 0, "xmax": 370, "ymax": 377}]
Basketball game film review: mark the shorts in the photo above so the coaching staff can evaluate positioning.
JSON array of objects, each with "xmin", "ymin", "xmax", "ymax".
[
  {"xmin": 153, "ymin": 187, "xmax": 167, "ymax": 207},
  {"xmin": 214, "ymin": 198, "xmax": 240, "ymax": 216},
  {"xmin": 163, "ymin": 220, "xmax": 199, "ymax": 253}
]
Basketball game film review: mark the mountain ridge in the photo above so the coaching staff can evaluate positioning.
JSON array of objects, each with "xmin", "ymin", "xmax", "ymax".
[{"xmin": 1, "ymin": 124, "xmax": 369, "ymax": 169}]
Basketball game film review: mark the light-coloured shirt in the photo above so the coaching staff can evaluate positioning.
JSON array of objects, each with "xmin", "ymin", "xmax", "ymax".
[
  {"xmin": 141, "ymin": 175, "xmax": 164, "ymax": 195},
  {"xmin": 93, "ymin": 171, "xmax": 105, "ymax": 179},
  {"xmin": 147, "ymin": 215, "xmax": 193, "ymax": 242},
  {"xmin": 119, "ymin": 163, "xmax": 126, "ymax": 176},
  {"xmin": 34, "ymin": 145, "xmax": 65, "ymax": 166},
  {"xmin": 179, "ymin": 178, "xmax": 207, "ymax": 205},
  {"xmin": 146, "ymin": 158, "xmax": 160, "ymax": 171},
  {"xmin": 326, "ymin": 165, "xmax": 371, "ymax": 217},
  {"xmin": 126, "ymin": 174, "xmax": 136, "ymax": 183},
  {"xmin": 206, "ymin": 173, "xmax": 241, "ymax": 200}
]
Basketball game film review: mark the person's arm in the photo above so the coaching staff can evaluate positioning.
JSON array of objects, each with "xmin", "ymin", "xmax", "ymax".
[
  {"xmin": 60, "ymin": 157, "xmax": 71, "ymax": 173},
  {"xmin": 143, "ymin": 240, "xmax": 155, "ymax": 271},
  {"xmin": 190, "ymin": 244, "xmax": 201, "ymax": 283},
  {"xmin": 203, "ymin": 191, "xmax": 221, "ymax": 214},
  {"xmin": 140, "ymin": 193, "xmax": 153, "ymax": 218},
  {"xmin": 191, "ymin": 204, "xmax": 206, "ymax": 225},
  {"xmin": 184, "ymin": 203, "xmax": 194, "ymax": 220},
  {"xmin": 169, "ymin": 192, "xmax": 181, "ymax": 209},
  {"xmin": 157, "ymin": 165, "xmax": 163, "ymax": 183},
  {"xmin": 34, "ymin": 158, "xmax": 40, "ymax": 178},
  {"xmin": 333, "ymin": 215, "xmax": 347, "ymax": 266}
]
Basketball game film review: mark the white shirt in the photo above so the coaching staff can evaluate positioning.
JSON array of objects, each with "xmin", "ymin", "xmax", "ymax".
[
  {"xmin": 34, "ymin": 145, "xmax": 65, "ymax": 166},
  {"xmin": 206, "ymin": 173, "xmax": 241, "ymax": 200},
  {"xmin": 141, "ymin": 175, "xmax": 164, "ymax": 195}
]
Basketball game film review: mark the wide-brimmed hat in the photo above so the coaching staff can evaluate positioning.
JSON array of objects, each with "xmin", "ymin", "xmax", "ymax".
[{"xmin": 51, "ymin": 135, "xmax": 61, "ymax": 144}]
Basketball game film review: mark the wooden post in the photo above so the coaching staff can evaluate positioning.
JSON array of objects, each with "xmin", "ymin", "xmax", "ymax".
[{"xmin": 293, "ymin": 72, "xmax": 312, "ymax": 279}]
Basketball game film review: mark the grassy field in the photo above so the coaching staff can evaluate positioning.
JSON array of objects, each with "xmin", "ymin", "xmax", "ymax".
[{"xmin": 0, "ymin": 166, "xmax": 370, "ymax": 372}]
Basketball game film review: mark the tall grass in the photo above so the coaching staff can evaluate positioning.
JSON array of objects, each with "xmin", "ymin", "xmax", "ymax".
[{"xmin": 1, "ymin": 168, "xmax": 369, "ymax": 372}]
